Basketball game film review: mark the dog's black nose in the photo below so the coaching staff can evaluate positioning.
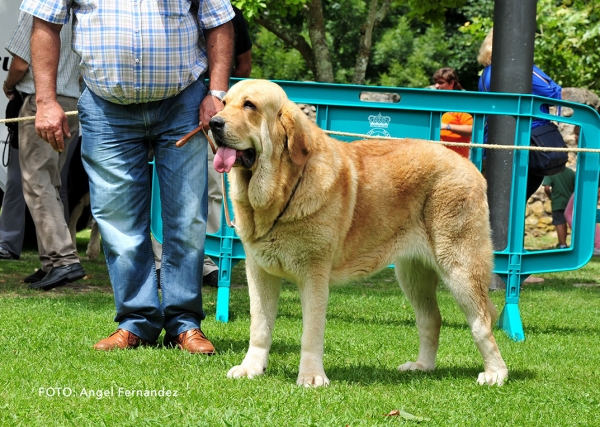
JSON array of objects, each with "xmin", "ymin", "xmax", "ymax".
[{"xmin": 209, "ymin": 116, "xmax": 225, "ymax": 130}]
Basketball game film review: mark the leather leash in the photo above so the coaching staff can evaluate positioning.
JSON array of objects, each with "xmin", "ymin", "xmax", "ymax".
[
  {"xmin": 176, "ymin": 125, "xmax": 217, "ymax": 154},
  {"xmin": 175, "ymin": 125, "xmax": 237, "ymax": 229}
]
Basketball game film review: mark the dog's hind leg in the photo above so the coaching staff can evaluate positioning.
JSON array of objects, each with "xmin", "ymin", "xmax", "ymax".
[
  {"xmin": 296, "ymin": 274, "xmax": 330, "ymax": 387},
  {"xmin": 86, "ymin": 218, "xmax": 101, "ymax": 259},
  {"xmin": 395, "ymin": 257, "xmax": 441, "ymax": 372},
  {"xmin": 442, "ymin": 267, "xmax": 508, "ymax": 386},
  {"xmin": 227, "ymin": 255, "xmax": 282, "ymax": 380},
  {"xmin": 68, "ymin": 192, "xmax": 90, "ymax": 247}
]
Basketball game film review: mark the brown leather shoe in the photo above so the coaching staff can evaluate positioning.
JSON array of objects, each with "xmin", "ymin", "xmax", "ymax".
[
  {"xmin": 164, "ymin": 328, "xmax": 215, "ymax": 354},
  {"xmin": 93, "ymin": 329, "xmax": 149, "ymax": 351}
]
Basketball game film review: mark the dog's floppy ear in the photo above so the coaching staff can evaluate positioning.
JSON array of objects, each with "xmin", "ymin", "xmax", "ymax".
[{"xmin": 279, "ymin": 101, "xmax": 311, "ymax": 166}]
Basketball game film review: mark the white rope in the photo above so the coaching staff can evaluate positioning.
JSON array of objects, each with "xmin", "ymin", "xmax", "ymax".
[
  {"xmin": 324, "ymin": 129, "xmax": 600, "ymax": 154},
  {"xmin": 3, "ymin": 111, "xmax": 597, "ymax": 154},
  {"xmin": 1, "ymin": 111, "xmax": 79, "ymax": 125}
]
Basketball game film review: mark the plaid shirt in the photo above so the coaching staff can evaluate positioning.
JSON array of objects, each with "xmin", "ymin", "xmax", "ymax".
[
  {"xmin": 21, "ymin": 0, "xmax": 234, "ymax": 105},
  {"xmin": 5, "ymin": 11, "xmax": 80, "ymax": 99}
]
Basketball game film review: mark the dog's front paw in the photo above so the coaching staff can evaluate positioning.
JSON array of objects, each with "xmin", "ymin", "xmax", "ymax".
[
  {"xmin": 297, "ymin": 372, "xmax": 330, "ymax": 387},
  {"xmin": 397, "ymin": 361, "xmax": 434, "ymax": 372},
  {"xmin": 477, "ymin": 368, "xmax": 508, "ymax": 386},
  {"xmin": 227, "ymin": 364, "xmax": 265, "ymax": 380}
]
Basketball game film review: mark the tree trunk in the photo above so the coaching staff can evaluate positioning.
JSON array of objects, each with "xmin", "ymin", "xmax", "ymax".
[
  {"xmin": 352, "ymin": 0, "xmax": 391, "ymax": 85},
  {"xmin": 305, "ymin": 0, "xmax": 334, "ymax": 82}
]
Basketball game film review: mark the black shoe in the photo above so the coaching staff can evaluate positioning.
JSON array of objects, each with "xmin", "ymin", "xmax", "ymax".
[
  {"xmin": 0, "ymin": 247, "xmax": 19, "ymax": 260},
  {"xmin": 29, "ymin": 263, "xmax": 86, "ymax": 291},
  {"xmin": 23, "ymin": 269, "xmax": 49, "ymax": 284},
  {"xmin": 203, "ymin": 270, "xmax": 219, "ymax": 288}
]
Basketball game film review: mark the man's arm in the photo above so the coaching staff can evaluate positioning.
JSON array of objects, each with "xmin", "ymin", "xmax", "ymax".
[
  {"xmin": 200, "ymin": 21, "xmax": 234, "ymax": 131},
  {"xmin": 444, "ymin": 124, "xmax": 472, "ymax": 137},
  {"xmin": 31, "ymin": 17, "xmax": 70, "ymax": 152},
  {"xmin": 3, "ymin": 55, "xmax": 29, "ymax": 100}
]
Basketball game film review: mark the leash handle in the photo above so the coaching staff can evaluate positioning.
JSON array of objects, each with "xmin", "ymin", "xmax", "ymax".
[
  {"xmin": 175, "ymin": 123, "xmax": 235, "ymax": 228},
  {"xmin": 175, "ymin": 125, "xmax": 217, "ymax": 155},
  {"xmin": 175, "ymin": 126, "xmax": 203, "ymax": 147},
  {"xmin": 202, "ymin": 128, "xmax": 218, "ymax": 155}
]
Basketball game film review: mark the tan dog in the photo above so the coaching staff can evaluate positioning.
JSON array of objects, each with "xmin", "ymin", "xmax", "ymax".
[{"xmin": 209, "ymin": 79, "xmax": 508, "ymax": 387}]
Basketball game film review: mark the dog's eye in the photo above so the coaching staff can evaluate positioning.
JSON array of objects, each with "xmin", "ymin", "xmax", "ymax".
[{"xmin": 244, "ymin": 101, "xmax": 256, "ymax": 110}]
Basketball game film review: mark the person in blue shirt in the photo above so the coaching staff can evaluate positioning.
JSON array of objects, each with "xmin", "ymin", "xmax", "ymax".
[{"xmin": 477, "ymin": 28, "xmax": 563, "ymax": 200}]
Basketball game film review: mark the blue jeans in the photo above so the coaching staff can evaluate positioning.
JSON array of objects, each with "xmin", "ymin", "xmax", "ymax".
[{"xmin": 78, "ymin": 79, "xmax": 209, "ymax": 342}]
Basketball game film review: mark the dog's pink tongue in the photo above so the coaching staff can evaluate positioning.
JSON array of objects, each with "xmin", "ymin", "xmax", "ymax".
[{"xmin": 214, "ymin": 146, "xmax": 237, "ymax": 173}]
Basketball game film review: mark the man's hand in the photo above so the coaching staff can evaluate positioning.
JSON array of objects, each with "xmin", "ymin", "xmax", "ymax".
[
  {"xmin": 3, "ymin": 81, "xmax": 16, "ymax": 100},
  {"xmin": 200, "ymin": 94, "xmax": 224, "ymax": 132},
  {"xmin": 35, "ymin": 100, "xmax": 71, "ymax": 152}
]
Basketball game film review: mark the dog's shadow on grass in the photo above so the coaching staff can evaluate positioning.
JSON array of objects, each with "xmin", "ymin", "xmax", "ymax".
[
  {"xmin": 215, "ymin": 338, "xmax": 535, "ymax": 385},
  {"xmin": 267, "ymin": 363, "xmax": 535, "ymax": 386},
  {"xmin": 515, "ymin": 323, "xmax": 600, "ymax": 336},
  {"xmin": 214, "ymin": 338, "xmax": 301, "ymax": 355}
]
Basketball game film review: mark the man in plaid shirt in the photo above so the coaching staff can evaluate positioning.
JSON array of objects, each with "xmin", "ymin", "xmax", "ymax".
[{"xmin": 21, "ymin": 0, "xmax": 235, "ymax": 354}]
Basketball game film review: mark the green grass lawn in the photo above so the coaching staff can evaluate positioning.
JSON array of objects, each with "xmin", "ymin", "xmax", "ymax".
[{"xmin": 0, "ymin": 231, "xmax": 599, "ymax": 426}]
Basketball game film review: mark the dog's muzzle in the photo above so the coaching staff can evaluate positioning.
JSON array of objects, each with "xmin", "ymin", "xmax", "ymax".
[{"xmin": 210, "ymin": 117, "xmax": 256, "ymax": 173}]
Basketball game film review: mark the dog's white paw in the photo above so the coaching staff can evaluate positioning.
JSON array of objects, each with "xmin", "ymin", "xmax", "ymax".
[
  {"xmin": 398, "ymin": 361, "xmax": 434, "ymax": 372},
  {"xmin": 86, "ymin": 246, "xmax": 100, "ymax": 260},
  {"xmin": 477, "ymin": 368, "xmax": 508, "ymax": 386},
  {"xmin": 297, "ymin": 372, "xmax": 330, "ymax": 387},
  {"xmin": 227, "ymin": 365, "xmax": 265, "ymax": 380}
]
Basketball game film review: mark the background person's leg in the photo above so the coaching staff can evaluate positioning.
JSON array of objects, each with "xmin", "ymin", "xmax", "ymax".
[{"xmin": 0, "ymin": 146, "xmax": 27, "ymax": 258}]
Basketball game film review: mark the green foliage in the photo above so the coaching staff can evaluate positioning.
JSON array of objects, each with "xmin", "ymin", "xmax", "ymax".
[
  {"xmin": 249, "ymin": 27, "xmax": 312, "ymax": 81},
  {"xmin": 452, "ymin": 1, "xmax": 494, "ymax": 90},
  {"xmin": 535, "ymin": 0, "xmax": 600, "ymax": 91},
  {"xmin": 245, "ymin": 0, "xmax": 600, "ymax": 94},
  {"xmin": 375, "ymin": 25, "xmax": 451, "ymax": 88},
  {"xmin": 402, "ymin": 0, "xmax": 468, "ymax": 24},
  {"xmin": 454, "ymin": 0, "xmax": 600, "ymax": 91},
  {"xmin": 370, "ymin": 16, "xmax": 414, "ymax": 74},
  {"xmin": 233, "ymin": 0, "xmax": 305, "ymax": 18},
  {"xmin": 231, "ymin": 1, "xmax": 260, "ymax": 18},
  {"xmin": 324, "ymin": 0, "xmax": 369, "ymax": 82}
]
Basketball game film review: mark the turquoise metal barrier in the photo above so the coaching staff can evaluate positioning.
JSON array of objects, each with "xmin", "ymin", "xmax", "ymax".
[
  {"xmin": 203, "ymin": 177, "xmax": 245, "ymax": 323},
  {"xmin": 151, "ymin": 79, "xmax": 600, "ymax": 333},
  {"xmin": 150, "ymin": 165, "xmax": 243, "ymax": 323},
  {"xmin": 150, "ymin": 162, "xmax": 162, "ymax": 243}
]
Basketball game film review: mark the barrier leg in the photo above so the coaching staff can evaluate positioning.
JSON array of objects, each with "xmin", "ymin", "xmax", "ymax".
[
  {"xmin": 216, "ymin": 286, "xmax": 231, "ymax": 323},
  {"xmin": 215, "ymin": 254, "xmax": 233, "ymax": 323},
  {"xmin": 496, "ymin": 273, "xmax": 525, "ymax": 341},
  {"xmin": 498, "ymin": 303, "xmax": 524, "ymax": 342}
]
